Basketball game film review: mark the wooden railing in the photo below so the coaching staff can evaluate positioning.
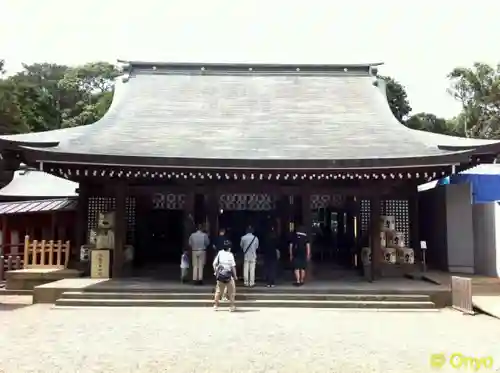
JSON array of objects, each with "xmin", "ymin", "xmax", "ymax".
[
  {"xmin": 0, "ymin": 243, "xmax": 23, "ymax": 257},
  {"xmin": 23, "ymin": 235, "xmax": 70, "ymax": 269},
  {"xmin": 0, "ymin": 255, "xmax": 23, "ymax": 281}
]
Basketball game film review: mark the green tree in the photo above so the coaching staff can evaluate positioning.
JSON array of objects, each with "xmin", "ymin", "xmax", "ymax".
[
  {"xmin": 379, "ymin": 75, "xmax": 412, "ymax": 123},
  {"xmin": 0, "ymin": 79, "xmax": 30, "ymax": 134},
  {"xmin": 447, "ymin": 62, "xmax": 500, "ymax": 139},
  {"xmin": 0, "ymin": 61, "xmax": 30, "ymax": 134},
  {"xmin": 406, "ymin": 112, "xmax": 461, "ymax": 135},
  {"xmin": 2, "ymin": 61, "xmax": 120, "ymax": 134},
  {"xmin": 57, "ymin": 62, "xmax": 120, "ymax": 128}
]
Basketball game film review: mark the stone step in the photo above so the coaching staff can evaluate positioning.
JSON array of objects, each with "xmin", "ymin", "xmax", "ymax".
[
  {"xmin": 0, "ymin": 289, "xmax": 33, "ymax": 296},
  {"xmin": 61, "ymin": 291, "xmax": 432, "ymax": 302},
  {"xmin": 81, "ymin": 285, "xmax": 438, "ymax": 295},
  {"xmin": 54, "ymin": 297, "xmax": 436, "ymax": 309}
]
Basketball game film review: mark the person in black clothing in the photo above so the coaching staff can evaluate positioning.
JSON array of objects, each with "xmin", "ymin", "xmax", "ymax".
[
  {"xmin": 213, "ymin": 228, "xmax": 232, "ymax": 252},
  {"xmin": 263, "ymin": 226, "xmax": 279, "ymax": 287},
  {"xmin": 289, "ymin": 226, "xmax": 311, "ymax": 286}
]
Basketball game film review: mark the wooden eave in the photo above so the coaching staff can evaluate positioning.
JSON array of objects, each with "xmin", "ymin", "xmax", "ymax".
[
  {"xmin": 44, "ymin": 162, "xmax": 454, "ymax": 185},
  {"xmin": 9, "ymin": 144, "xmax": 477, "ymax": 171}
]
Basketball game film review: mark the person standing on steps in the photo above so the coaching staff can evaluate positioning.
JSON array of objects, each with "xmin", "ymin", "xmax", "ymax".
[
  {"xmin": 213, "ymin": 244, "xmax": 237, "ymax": 312},
  {"xmin": 263, "ymin": 226, "xmax": 279, "ymax": 287},
  {"xmin": 180, "ymin": 250, "xmax": 190, "ymax": 283},
  {"xmin": 240, "ymin": 226, "xmax": 259, "ymax": 287},
  {"xmin": 213, "ymin": 227, "xmax": 232, "ymax": 300},
  {"xmin": 214, "ymin": 227, "xmax": 232, "ymax": 253},
  {"xmin": 289, "ymin": 225, "xmax": 311, "ymax": 286},
  {"xmin": 189, "ymin": 224, "xmax": 210, "ymax": 285}
]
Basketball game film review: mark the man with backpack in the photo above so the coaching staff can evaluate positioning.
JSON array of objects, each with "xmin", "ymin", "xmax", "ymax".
[
  {"xmin": 213, "ymin": 245, "xmax": 237, "ymax": 312},
  {"xmin": 240, "ymin": 226, "xmax": 259, "ymax": 287}
]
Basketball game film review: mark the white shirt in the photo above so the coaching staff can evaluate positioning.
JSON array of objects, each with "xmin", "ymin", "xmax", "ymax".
[
  {"xmin": 213, "ymin": 250, "xmax": 236, "ymax": 271},
  {"xmin": 240, "ymin": 233, "xmax": 259, "ymax": 261}
]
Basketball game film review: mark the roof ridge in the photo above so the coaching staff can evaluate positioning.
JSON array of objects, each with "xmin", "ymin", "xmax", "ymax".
[
  {"xmin": 118, "ymin": 59, "xmax": 384, "ymax": 68},
  {"xmin": 119, "ymin": 60, "xmax": 382, "ymax": 76}
]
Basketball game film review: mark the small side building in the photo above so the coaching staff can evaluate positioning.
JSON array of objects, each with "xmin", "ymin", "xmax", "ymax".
[{"xmin": 0, "ymin": 166, "xmax": 78, "ymax": 257}]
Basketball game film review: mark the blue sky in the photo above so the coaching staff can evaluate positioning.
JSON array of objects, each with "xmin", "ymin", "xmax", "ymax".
[{"xmin": 1, "ymin": 0, "xmax": 498, "ymax": 119}]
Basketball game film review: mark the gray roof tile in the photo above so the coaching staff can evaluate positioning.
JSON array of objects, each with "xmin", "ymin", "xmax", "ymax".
[
  {"xmin": 3, "ymin": 62, "xmax": 499, "ymax": 167},
  {"xmin": 0, "ymin": 169, "xmax": 78, "ymax": 198},
  {"xmin": 0, "ymin": 198, "xmax": 77, "ymax": 215},
  {"xmin": 0, "ymin": 126, "xmax": 89, "ymax": 144}
]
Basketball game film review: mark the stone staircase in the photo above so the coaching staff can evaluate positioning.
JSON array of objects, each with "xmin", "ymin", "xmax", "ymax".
[{"xmin": 54, "ymin": 287, "xmax": 437, "ymax": 309}]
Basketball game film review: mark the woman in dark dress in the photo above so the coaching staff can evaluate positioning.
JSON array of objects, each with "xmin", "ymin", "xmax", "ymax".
[{"xmin": 289, "ymin": 226, "xmax": 311, "ymax": 286}]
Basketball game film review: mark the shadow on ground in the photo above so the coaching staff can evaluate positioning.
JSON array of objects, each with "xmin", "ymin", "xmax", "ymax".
[{"xmin": 221, "ymin": 309, "xmax": 260, "ymax": 313}]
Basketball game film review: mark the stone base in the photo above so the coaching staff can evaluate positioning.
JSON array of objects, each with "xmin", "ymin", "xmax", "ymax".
[
  {"xmin": 5, "ymin": 268, "xmax": 82, "ymax": 291},
  {"xmin": 33, "ymin": 278, "xmax": 112, "ymax": 304},
  {"xmin": 363, "ymin": 263, "xmax": 419, "ymax": 279}
]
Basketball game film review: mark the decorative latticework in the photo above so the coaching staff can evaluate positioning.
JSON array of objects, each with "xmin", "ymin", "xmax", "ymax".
[
  {"xmin": 381, "ymin": 200, "xmax": 410, "ymax": 244},
  {"xmin": 359, "ymin": 199, "xmax": 410, "ymax": 244},
  {"xmin": 152, "ymin": 193, "xmax": 186, "ymax": 210},
  {"xmin": 360, "ymin": 200, "xmax": 371, "ymax": 235},
  {"xmin": 310, "ymin": 194, "xmax": 345, "ymax": 210},
  {"xmin": 125, "ymin": 197, "xmax": 136, "ymax": 245},
  {"xmin": 87, "ymin": 197, "xmax": 115, "ymax": 243},
  {"xmin": 219, "ymin": 193, "xmax": 275, "ymax": 211},
  {"xmin": 87, "ymin": 197, "xmax": 136, "ymax": 245}
]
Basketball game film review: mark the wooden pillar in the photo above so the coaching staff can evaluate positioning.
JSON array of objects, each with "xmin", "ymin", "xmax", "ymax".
[
  {"xmin": 285, "ymin": 194, "xmax": 294, "ymax": 237},
  {"xmin": 207, "ymin": 188, "xmax": 219, "ymax": 241},
  {"xmin": 301, "ymin": 188, "xmax": 312, "ymax": 234},
  {"xmin": 1, "ymin": 215, "xmax": 7, "ymax": 256},
  {"xmin": 408, "ymin": 187, "xmax": 420, "ymax": 263},
  {"xmin": 345, "ymin": 196, "xmax": 357, "ymax": 267},
  {"xmin": 112, "ymin": 183, "xmax": 127, "ymax": 278},
  {"xmin": 353, "ymin": 197, "xmax": 362, "ymax": 262},
  {"xmin": 50, "ymin": 212, "xmax": 57, "ymax": 239},
  {"xmin": 75, "ymin": 186, "xmax": 89, "ymax": 260},
  {"xmin": 369, "ymin": 195, "xmax": 382, "ymax": 282},
  {"xmin": 277, "ymin": 192, "xmax": 294, "ymax": 257},
  {"xmin": 184, "ymin": 190, "xmax": 195, "ymax": 250},
  {"xmin": 301, "ymin": 188, "xmax": 313, "ymax": 279}
]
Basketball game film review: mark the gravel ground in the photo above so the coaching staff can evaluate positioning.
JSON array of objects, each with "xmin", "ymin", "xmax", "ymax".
[{"xmin": 0, "ymin": 304, "xmax": 500, "ymax": 373}]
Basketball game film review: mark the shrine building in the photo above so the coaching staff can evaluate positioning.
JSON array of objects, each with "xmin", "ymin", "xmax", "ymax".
[{"xmin": 1, "ymin": 61, "xmax": 500, "ymax": 280}]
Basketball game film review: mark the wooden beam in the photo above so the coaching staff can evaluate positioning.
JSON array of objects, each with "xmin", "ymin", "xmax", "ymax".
[
  {"xmin": 369, "ymin": 195, "xmax": 382, "ymax": 282},
  {"xmin": 206, "ymin": 187, "xmax": 220, "ymax": 241},
  {"xmin": 112, "ymin": 182, "xmax": 127, "ymax": 278},
  {"xmin": 408, "ymin": 186, "xmax": 420, "ymax": 257},
  {"xmin": 183, "ymin": 190, "xmax": 195, "ymax": 251},
  {"xmin": 75, "ymin": 185, "xmax": 88, "ymax": 260},
  {"xmin": 301, "ymin": 187, "xmax": 312, "ymax": 235},
  {"xmin": 1, "ymin": 215, "xmax": 7, "ymax": 256}
]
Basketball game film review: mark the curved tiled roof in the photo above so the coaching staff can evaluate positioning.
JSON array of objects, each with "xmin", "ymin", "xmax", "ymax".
[
  {"xmin": 0, "ymin": 168, "xmax": 77, "ymax": 198},
  {"xmin": 0, "ymin": 125, "xmax": 89, "ymax": 144},
  {"xmin": 1, "ymin": 61, "xmax": 499, "ymax": 169}
]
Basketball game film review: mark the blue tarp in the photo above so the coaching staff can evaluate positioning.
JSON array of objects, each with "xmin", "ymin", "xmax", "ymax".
[
  {"xmin": 450, "ymin": 164, "xmax": 500, "ymax": 204},
  {"xmin": 439, "ymin": 176, "xmax": 450, "ymax": 186}
]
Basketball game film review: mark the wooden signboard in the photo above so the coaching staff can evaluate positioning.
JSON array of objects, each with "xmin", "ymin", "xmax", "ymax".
[{"xmin": 90, "ymin": 249, "xmax": 110, "ymax": 278}]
